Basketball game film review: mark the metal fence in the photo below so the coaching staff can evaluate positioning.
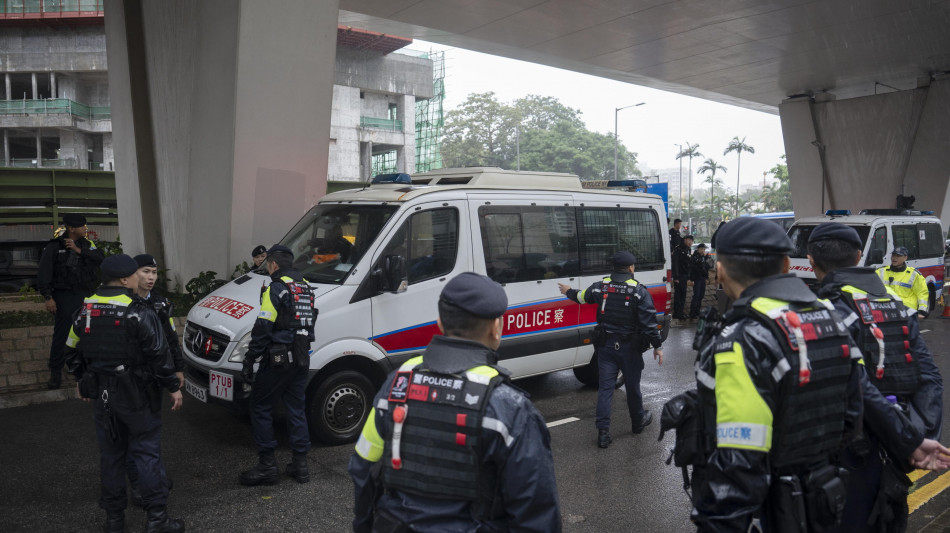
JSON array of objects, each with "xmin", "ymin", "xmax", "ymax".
[
  {"xmin": 0, "ymin": 167, "xmax": 117, "ymax": 226},
  {"xmin": 360, "ymin": 116, "xmax": 403, "ymax": 131},
  {"xmin": 0, "ymin": 99, "xmax": 111, "ymax": 120},
  {"xmin": 0, "ymin": 0, "xmax": 103, "ymax": 15}
]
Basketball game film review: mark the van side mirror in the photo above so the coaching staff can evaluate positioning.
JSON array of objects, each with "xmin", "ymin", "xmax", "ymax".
[
  {"xmin": 373, "ymin": 255, "xmax": 407, "ymax": 293},
  {"xmin": 866, "ymin": 249, "xmax": 884, "ymax": 265}
]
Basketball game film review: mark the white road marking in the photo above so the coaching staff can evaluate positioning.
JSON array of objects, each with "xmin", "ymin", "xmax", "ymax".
[
  {"xmin": 920, "ymin": 329, "xmax": 931, "ymax": 333},
  {"xmin": 546, "ymin": 417, "xmax": 580, "ymax": 428}
]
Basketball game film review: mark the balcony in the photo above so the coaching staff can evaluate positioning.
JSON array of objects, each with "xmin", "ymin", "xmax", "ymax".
[
  {"xmin": 0, "ymin": 0, "xmax": 104, "ymax": 21},
  {"xmin": 0, "ymin": 99, "xmax": 110, "ymax": 120},
  {"xmin": 360, "ymin": 116, "xmax": 403, "ymax": 131}
]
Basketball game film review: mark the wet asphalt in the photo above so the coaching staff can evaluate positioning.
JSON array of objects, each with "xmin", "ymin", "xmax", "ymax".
[{"xmin": 1, "ymin": 319, "xmax": 948, "ymax": 532}]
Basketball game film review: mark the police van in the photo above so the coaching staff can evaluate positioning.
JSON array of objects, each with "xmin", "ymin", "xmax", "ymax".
[
  {"xmin": 787, "ymin": 210, "xmax": 945, "ymax": 303},
  {"xmin": 181, "ymin": 167, "xmax": 672, "ymax": 445}
]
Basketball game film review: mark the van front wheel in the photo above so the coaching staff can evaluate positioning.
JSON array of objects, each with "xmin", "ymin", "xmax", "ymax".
[
  {"xmin": 573, "ymin": 356, "xmax": 598, "ymax": 387},
  {"xmin": 308, "ymin": 371, "xmax": 374, "ymax": 446}
]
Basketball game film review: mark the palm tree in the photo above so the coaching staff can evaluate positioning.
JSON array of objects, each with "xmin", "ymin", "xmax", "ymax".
[
  {"xmin": 698, "ymin": 158, "xmax": 727, "ymax": 222},
  {"xmin": 723, "ymin": 136, "xmax": 755, "ymax": 217},
  {"xmin": 675, "ymin": 143, "xmax": 703, "ymax": 231}
]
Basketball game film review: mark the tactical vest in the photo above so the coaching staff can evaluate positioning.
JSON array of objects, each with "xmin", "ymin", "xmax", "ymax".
[
  {"xmin": 728, "ymin": 297, "xmax": 855, "ymax": 470},
  {"xmin": 596, "ymin": 277, "xmax": 639, "ymax": 332},
  {"xmin": 78, "ymin": 294, "xmax": 135, "ymax": 365},
  {"xmin": 839, "ymin": 286, "xmax": 918, "ymax": 396},
  {"xmin": 381, "ymin": 359, "xmax": 504, "ymax": 507},
  {"xmin": 274, "ymin": 277, "xmax": 316, "ymax": 333}
]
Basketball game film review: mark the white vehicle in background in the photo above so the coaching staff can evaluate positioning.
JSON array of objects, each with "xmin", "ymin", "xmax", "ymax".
[
  {"xmin": 786, "ymin": 210, "xmax": 945, "ymax": 305},
  {"xmin": 182, "ymin": 167, "xmax": 672, "ymax": 445}
]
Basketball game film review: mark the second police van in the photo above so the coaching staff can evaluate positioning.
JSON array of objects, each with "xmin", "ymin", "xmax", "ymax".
[
  {"xmin": 787, "ymin": 209, "xmax": 945, "ymax": 306},
  {"xmin": 181, "ymin": 167, "xmax": 673, "ymax": 445}
]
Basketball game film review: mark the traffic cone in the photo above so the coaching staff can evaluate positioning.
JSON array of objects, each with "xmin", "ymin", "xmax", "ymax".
[{"xmin": 941, "ymin": 303, "xmax": 950, "ymax": 318}]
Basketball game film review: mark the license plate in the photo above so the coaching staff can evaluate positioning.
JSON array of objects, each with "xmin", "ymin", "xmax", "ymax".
[
  {"xmin": 184, "ymin": 378, "xmax": 207, "ymax": 403},
  {"xmin": 209, "ymin": 370, "xmax": 234, "ymax": 401}
]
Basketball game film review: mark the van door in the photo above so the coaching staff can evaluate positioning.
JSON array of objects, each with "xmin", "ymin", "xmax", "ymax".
[
  {"xmin": 367, "ymin": 200, "xmax": 470, "ymax": 362},
  {"xmin": 864, "ymin": 224, "xmax": 888, "ymax": 267},
  {"xmin": 469, "ymin": 193, "xmax": 579, "ymax": 377}
]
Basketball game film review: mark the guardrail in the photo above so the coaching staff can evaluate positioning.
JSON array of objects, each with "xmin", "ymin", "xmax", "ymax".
[
  {"xmin": 0, "ymin": 0, "xmax": 103, "ymax": 17},
  {"xmin": 0, "ymin": 167, "xmax": 117, "ymax": 226},
  {"xmin": 360, "ymin": 116, "xmax": 403, "ymax": 131},
  {"xmin": 0, "ymin": 99, "xmax": 110, "ymax": 120}
]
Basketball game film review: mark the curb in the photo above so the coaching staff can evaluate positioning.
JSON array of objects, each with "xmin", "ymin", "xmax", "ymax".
[{"xmin": 0, "ymin": 385, "xmax": 77, "ymax": 409}]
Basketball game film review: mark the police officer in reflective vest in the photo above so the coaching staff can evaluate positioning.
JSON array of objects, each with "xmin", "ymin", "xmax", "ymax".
[
  {"xmin": 64, "ymin": 254, "xmax": 184, "ymax": 533},
  {"xmin": 807, "ymin": 223, "xmax": 949, "ymax": 533},
  {"xmin": 37, "ymin": 212, "xmax": 104, "ymax": 389},
  {"xmin": 349, "ymin": 272, "xmax": 561, "ymax": 532},
  {"xmin": 240, "ymin": 244, "xmax": 316, "ymax": 486},
  {"xmin": 559, "ymin": 251, "xmax": 664, "ymax": 448},
  {"xmin": 689, "ymin": 217, "xmax": 865, "ymax": 533},
  {"xmin": 876, "ymin": 246, "xmax": 930, "ymax": 318}
]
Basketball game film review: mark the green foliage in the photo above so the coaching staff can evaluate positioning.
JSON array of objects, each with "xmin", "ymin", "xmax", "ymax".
[
  {"xmin": 0, "ymin": 310, "xmax": 54, "ymax": 330},
  {"xmin": 441, "ymin": 92, "xmax": 640, "ymax": 180},
  {"xmin": 761, "ymin": 155, "xmax": 792, "ymax": 212},
  {"xmin": 97, "ymin": 236, "xmax": 123, "ymax": 257},
  {"xmin": 166, "ymin": 271, "xmax": 227, "ymax": 314},
  {"xmin": 16, "ymin": 285, "xmax": 43, "ymax": 303}
]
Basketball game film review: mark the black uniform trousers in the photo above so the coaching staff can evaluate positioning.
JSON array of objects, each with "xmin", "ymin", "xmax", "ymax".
[
  {"xmin": 250, "ymin": 363, "xmax": 311, "ymax": 454},
  {"xmin": 50, "ymin": 290, "xmax": 86, "ymax": 373},
  {"xmin": 595, "ymin": 335, "xmax": 646, "ymax": 431},
  {"xmin": 93, "ymin": 391, "xmax": 168, "ymax": 512},
  {"xmin": 673, "ymin": 276, "xmax": 689, "ymax": 317},
  {"xmin": 690, "ymin": 278, "xmax": 707, "ymax": 317}
]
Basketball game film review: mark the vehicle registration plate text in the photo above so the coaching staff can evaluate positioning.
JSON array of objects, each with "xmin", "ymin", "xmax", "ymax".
[
  {"xmin": 209, "ymin": 370, "xmax": 234, "ymax": 401},
  {"xmin": 184, "ymin": 378, "xmax": 207, "ymax": 403}
]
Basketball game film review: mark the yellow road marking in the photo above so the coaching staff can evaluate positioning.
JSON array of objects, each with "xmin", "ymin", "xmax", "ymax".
[
  {"xmin": 908, "ymin": 469, "xmax": 927, "ymax": 483},
  {"xmin": 909, "ymin": 470, "xmax": 950, "ymax": 513}
]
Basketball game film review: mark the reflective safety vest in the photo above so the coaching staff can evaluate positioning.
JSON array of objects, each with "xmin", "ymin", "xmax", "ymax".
[
  {"xmin": 590, "ymin": 276, "xmax": 640, "ymax": 333},
  {"xmin": 877, "ymin": 265, "xmax": 929, "ymax": 314},
  {"xmin": 839, "ymin": 286, "xmax": 918, "ymax": 396},
  {"xmin": 68, "ymin": 293, "xmax": 135, "ymax": 365},
  {"xmin": 272, "ymin": 277, "xmax": 316, "ymax": 333},
  {"xmin": 380, "ymin": 357, "xmax": 504, "ymax": 506},
  {"xmin": 703, "ymin": 297, "xmax": 856, "ymax": 471}
]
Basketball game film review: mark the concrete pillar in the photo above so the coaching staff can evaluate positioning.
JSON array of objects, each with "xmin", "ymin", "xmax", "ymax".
[
  {"xmin": 105, "ymin": 0, "xmax": 339, "ymax": 282},
  {"xmin": 780, "ymin": 80, "xmax": 950, "ymax": 233},
  {"xmin": 4, "ymin": 74, "xmax": 9, "ymax": 100},
  {"xmin": 102, "ymin": 133, "xmax": 114, "ymax": 171},
  {"xmin": 31, "ymin": 73, "xmax": 37, "ymax": 100},
  {"xmin": 360, "ymin": 140, "xmax": 373, "ymax": 182},
  {"xmin": 3, "ymin": 130, "xmax": 8, "ymax": 166},
  {"xmin": 50, "ymin": 73, "xmax": 57, "ymax": 99},
  {"xmin": 395, "ymin": 146, "xmax": 406, "ymax": 174},
  {"xmin": 35, "ymin": 130, "xmax": 42, "ymax": 167}
]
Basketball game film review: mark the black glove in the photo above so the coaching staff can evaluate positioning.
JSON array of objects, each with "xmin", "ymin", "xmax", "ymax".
[{"xmin": 241, "ymin": 357, "xmax": 255, "ymax": 384}]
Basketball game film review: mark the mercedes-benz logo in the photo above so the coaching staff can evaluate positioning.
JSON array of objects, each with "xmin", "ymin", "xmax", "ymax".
[{"xmin": 192, "ymin": 331, "xmax": 204, "ymax": 355}]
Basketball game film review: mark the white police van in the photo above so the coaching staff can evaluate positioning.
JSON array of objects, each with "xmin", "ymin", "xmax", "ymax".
[
  {"xmin": 182, "ymin": 168, "xmax": 672, "ymax": 445},
  {"xmin": 787, "ymin": 209, "xmax": 945, "ymax": 302}
]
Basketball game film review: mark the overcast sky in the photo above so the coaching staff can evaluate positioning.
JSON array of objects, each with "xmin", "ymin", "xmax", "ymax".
[{"xmin": 407, "ymin": 41, "xmax": 787, "ymax": 193}]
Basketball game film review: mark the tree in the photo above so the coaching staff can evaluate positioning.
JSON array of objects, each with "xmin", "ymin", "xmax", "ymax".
[
  {"xmin": 761, "ymin": 155, "xmax": 792, "ymax": 212},
  {"xmin": 698, "ymin": 158, "xmax": 727, "ymax": 222},
  {"xmin": 723, "ymin": 136, "xmax": 755, "ymax": 217},
  {"xmin": 675, "ymin": 143, "xmax": 703, "ymax": 227},
  {"xmin": 441, "ymin": 92, "xmax": 640, "ymax": 180}
]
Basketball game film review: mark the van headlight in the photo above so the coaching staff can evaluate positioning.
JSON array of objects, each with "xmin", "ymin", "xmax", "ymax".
[{"xmin": 228, "ymin": 332, "xmax": 253, "ymax": 362}]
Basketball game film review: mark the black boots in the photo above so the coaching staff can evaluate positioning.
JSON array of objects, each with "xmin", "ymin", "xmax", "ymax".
[
  {"xmin": 632, "ymin": 411, "xmax": 654, "ymax": 434},
  {"xmin": 239, "ymin": 452, "xmax": 279, "ymax": 486},
  {"xmin": 47, "ymin": 370, "xmax": 61, "ymax": 390},
  {"xmin": 144, "ymin": 507, "xmax": 184, "ymax": 533},
  {"xmin": 103, "ymin": 511, "xmax": 124, "ymax": 533},
  {"xmin": 131, "ymin": 477, "xmax": 174, "ymax": 508},
  {"xmin": 597, "ymin": 429, "xmax": 612, "ymax": 449},
  {"xmin": 285, "ymin": 452, "xmax": 310, "ymax": 484}
]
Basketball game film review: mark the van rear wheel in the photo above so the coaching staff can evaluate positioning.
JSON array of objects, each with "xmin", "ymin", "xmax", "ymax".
[{"xmin": 308, "ymin": 370, "xmax": 373, "ymax": 446}]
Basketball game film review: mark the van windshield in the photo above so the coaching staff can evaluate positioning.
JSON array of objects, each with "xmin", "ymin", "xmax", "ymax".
[
  {"xmin": 788, "ymin": 224, "xmax": 871, "ymax": 259},
  {"xmin": 278, "ymin": 203, "xmax": 398, "ymax": 284}
]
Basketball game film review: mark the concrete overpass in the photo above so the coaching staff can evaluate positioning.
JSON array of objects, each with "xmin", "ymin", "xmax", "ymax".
[{"xmin": 105, "ymin": 0, "xmax": 950, "ymax": 281}]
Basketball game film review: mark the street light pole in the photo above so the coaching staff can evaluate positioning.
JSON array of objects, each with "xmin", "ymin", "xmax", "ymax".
[
  {"xmin": 675, "ymin": 143, "xmax": 683, "ymax": 218},
  {"xmin": 614, "ymin": 102, "xmax": 645, "ymax": 181}
]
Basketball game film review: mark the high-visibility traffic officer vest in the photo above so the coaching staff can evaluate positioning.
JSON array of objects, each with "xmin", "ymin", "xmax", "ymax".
[
  {"xmin": 70, "ymin": 293, "xmax": 137, "ymax": 365},
  {"xmin": 380, "ymin": 356, "xmax": 505, "ymax": 506},
  {"xmin": 838, "ymin": 286, "xmax": 918, "ymax": 396},
  {"xmin": 589, "ymin": 276, "xmax": 641, "ymax": 333},
  {"xmin": 703, "ymin": 297, "xmax": 856, "ymax": 471},
  {"xmin": 271, "ymin": 277, "xmax": 316, "ymax": 333},
  {"xmin": 877, "ymin": 265, "xmax": 929, "ymax": 313}
]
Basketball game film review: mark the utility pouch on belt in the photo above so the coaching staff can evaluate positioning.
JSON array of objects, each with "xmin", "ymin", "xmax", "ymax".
[
  {"xmin": 766, "ymin": 476, "xmax": 808, "ymax": 533},
  {"xmin": 637, "ymin": 334, "xmax": 651, "ymax": 354},
  {"xmin": 269, "ymin": 343, "xmax": 291, "ymax": 369},
  {"xmin": 372, "ymin": 508, "xmax": 409, "ymax": 533},
  {"xmin": 78, "ymin": 372, "xmax": 98, "ymax": 399},
  {"xmin": 292, "ymin": 334, "xmax": 310, "ymax": 369},
  {"xmin": 803, "ymin": 465, "xmax": 847, "ymax": 531},
  {"xmin": 114, "ymin": 367, "xmax": 150, "ymax": 411},
  {"xmin": 659, "ymin": 389, "xmax": 704, "ymax": 492},
  {"xmin": 591, "ymin": 326, "xmax": 606, "ymax": 347},
  {"xmin": 867, "ymin": 455, "xmax": 911, "ymax": 532}
]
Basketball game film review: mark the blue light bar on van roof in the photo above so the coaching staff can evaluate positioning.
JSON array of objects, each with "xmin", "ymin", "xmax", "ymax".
[
  {"xmin": 921, "ymin": 210, "xmax": 934, "ymax": 215},
  {"xmin": 371, "ymin": 173, "xmax": 412, "ymax": 185},
  {"xmin": 825, "ymin": 209, "xmax": 852, "ymax": 216},
  {"xmin": 606, "ymin": 179, "xmax": 647, "ymax": 191}
]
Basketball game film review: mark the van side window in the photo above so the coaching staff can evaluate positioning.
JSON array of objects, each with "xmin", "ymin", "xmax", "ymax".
[
  {"xmin": 577, "ymin": 208, "xmax": 663, "ymax": 272},
  {"xmin": 893, "ymin": 224, "xmax": 921, "ymax": 259},
  {"xmin": 375, "ymin": 208, "xmax": 459, "ymax": 285},
  {"xmin": 867, "ymin": 226, "xmax": 887, "ymax": 264},
  {"xmin": 478, "ymin": 206, "xmax": 579, "ymax": 283},
  {"xmin": 917, "ymin": 223, "xmax": 944, "ymax": 259}
]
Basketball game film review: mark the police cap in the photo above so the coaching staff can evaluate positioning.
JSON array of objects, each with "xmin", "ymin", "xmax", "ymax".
[
  {"xmin": 62, "ymin": 213, "xmax": 86, "ymax": 227},
  {"xmin": 133, "ymin": 254, "xmax": 158, "ymax": 268},
  {"xmin": 696, "ymin": 243, "xmax": 707, "ymax": 249},
  {"xmin": 682, "ymin": 234, "xmax": 695, "ymax": 241},
  {"xmin": 893, "ymin": 246, "xmax": 909, "ymax": 257},
  {"xmin": 807, "ymin": 222, "xmax": 862, "ymax": 248},
  {"xmin": 440, "ymin": 272, "xmax": 508, "ymax": 319},
  {"xmin": 712, "ymin": 218, "xmax": 794, "ymax": 256},
  {"xmin": 101, "ymin": 254, "xmax": 139, "ymax": 278},
  {"xmin": 611, "ymin": 251, "xmax": 637, "ymax": 267},
  {"xmin": 251, "ymin": 244, "xmax": 267, "ymax": 257},
  {"xmin": 266, "ymin": 244, "xmax": 294, "ymax": 259}
]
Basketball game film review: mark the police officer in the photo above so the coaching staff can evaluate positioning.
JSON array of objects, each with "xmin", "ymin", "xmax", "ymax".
[
  {"xmin": 251, "ymin": 244, "xmax": 267, "ymax": 269},
  {"xmin": 64, "ymin": 254, "xmax": 184, "ymax": 533},
  {"xmin": 689, "ymin": 217, "xmax": 865, "ymax": 532},
  {"xmin": 688, "ymin": 242, "xmax": 712, "ymax": 319},
  {"xmin": 349, "ymin": 272, "xmax": 561, "ymax": 532},
  {"xmin": 239, "ymin": 244, "xmax": 316, "ymax": 486},
  {"xmin": 37, "ymin": 212, "xmax": 104, "ymax": 389},
  {"xmin": 807, "ymin": 223, "xmax": 949, "ymax": 532},
  {"xmin": 672, "ymin": 235, "xmax": 694, "ymax": 319},
  {"xmin": 670, "ymin": 218, "xmax": 684, "ymax": 250},
  {"xmin": 558, "ymin": 251, "xmax": 663, "ymax": 449},
  {"xmin": 877, "ymin": 246, "xmax": 930, "ymax": 318}
]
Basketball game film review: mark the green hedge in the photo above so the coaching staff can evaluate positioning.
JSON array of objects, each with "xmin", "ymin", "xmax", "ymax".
[{"xmin": 0, "ymin": 311, "xmax": 55, "ymax": 330}]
